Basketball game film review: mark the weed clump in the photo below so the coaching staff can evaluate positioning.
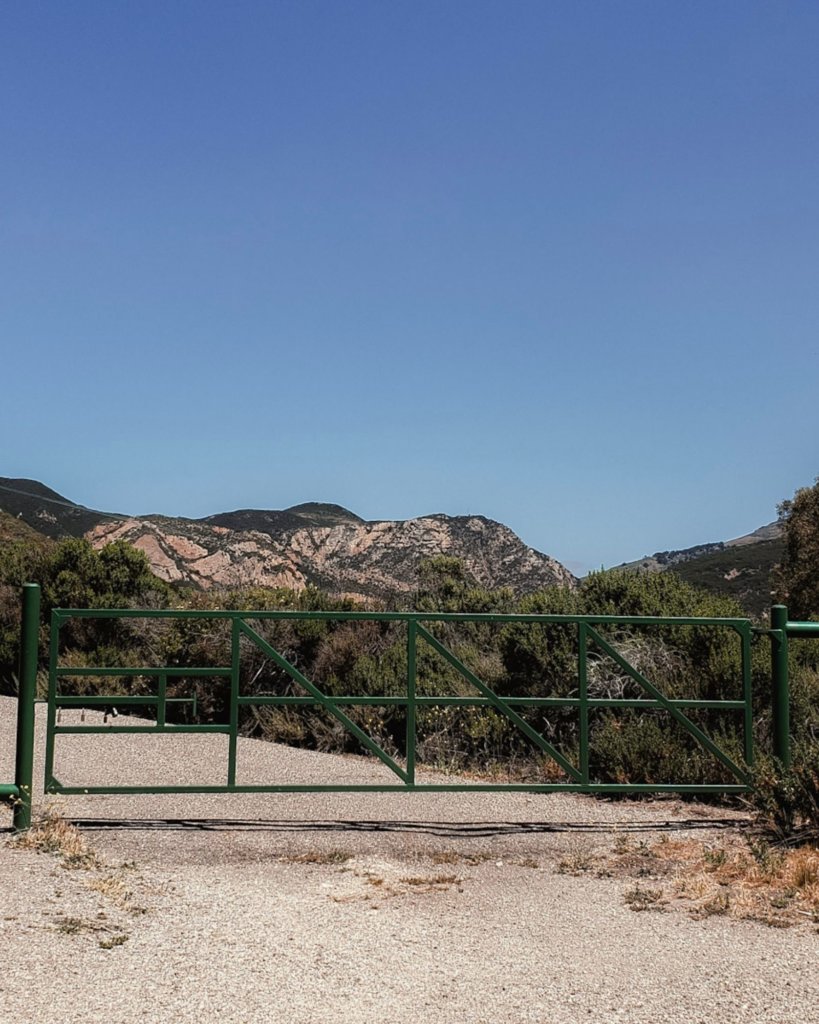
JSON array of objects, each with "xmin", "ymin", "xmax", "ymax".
[
  {"xmin": 611, "ymin": 834, "xmax": 819, "ymax": 927},
  {"xmin": 12, "ymin": 808, "xmax": 99, "ymax": 870},
  {"xmin": 283, "ymin": 849, "xmax": 352, "ymax": 865},
  {"xmin": 623, "ymin": 884, "xmax": 665, "ymax": 912},
  {"xmin": 751, "ymin": 748, "xmax": 819, "ymax": 842}
]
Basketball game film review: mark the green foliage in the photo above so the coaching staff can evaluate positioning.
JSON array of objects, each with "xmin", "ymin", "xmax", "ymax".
[
  {"xmin": 751, "ymin": 746, "xmax": 819, "ymax": 841},
  {"xmin": 580, "ymin": 566, "xmax": 744, "ymax": 619},
  {"xmin": 0, "ymin": 533, "xmax": 47, "ymax": 593},
  {"xmin": 414, "ymin": 556, "xmax": 514, "ymax": 614},
  {"xmin": 776, "ymin": 477, "xmax": 819, "ymax": 619},
  {"xmin": 42, "ymin": 538, "xmax": 171, "ymax": 610},
  {"xmin": 788, "ymin": 667, "xmax": 819, "ymax": 746},
  {"xmin": 0, "ymin": 535, "xmax": 171, "ymax": 612},
  {"xmin": 0, "ymin": 584, "xmax": 22, "ymax": 684},
  {"xmin": 671, "ymin": 538, "xmax": 784, "ymax": 619},
  {"xmin": 500, "ymin": 569, "xmax": 745, "ymax": 707},
  {"xmin": 0, "ymin": 538, "xmax": 172, "ymax": 695},
  {"xmin": 589, "ymin": 713, "xmax": 745, "ymax": 786},
  {"xmin": 500, "ymin": 587, "xmax": 581, "ymax": 698}
]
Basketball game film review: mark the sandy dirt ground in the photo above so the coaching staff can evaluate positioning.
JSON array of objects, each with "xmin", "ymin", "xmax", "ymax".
[{"xmin": 1, "ymin": 697, "xmax": 816, "ymax": 1024}]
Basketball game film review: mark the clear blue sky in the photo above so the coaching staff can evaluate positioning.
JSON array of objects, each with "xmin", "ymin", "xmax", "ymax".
[{"xmin": 2, "ymin": 1, "xmax": 817, "ymax": 574}]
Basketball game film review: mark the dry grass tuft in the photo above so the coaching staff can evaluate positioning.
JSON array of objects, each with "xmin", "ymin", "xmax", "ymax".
[
  {"xmin": 781, "ymin": 847, "xmax": 819, "ymax": 897},
  {"xmin": 609, "ymin": 833, "xmax": 819, "ymax": 928},
  {"xmin": 12, "ymin": 808, "xmax": 100, "ymax": 870},
  {"xmin": 55, "ymin": 915, "xmax": 102, "ymax": 935},
  {"xmin": 691, "ymin": 891, "xmax": 731, "ymax": 919},
  {"xmin": 430, "ymin": 850, "xmax": 461, "ymax": 865},
  {"xmin": 10, "ymin": 807, "xmax": 152, "ymax": 946},
  {"xmin": 86, "ymin": 873, "xmax": 146, "ymax": 915},
  {"xmin": 557, "ymin": 837, "xmax": 598, "ymax": 876},
  {"xmin": 557, "ymin": 850, "xmax": 597, "ymax": 876},
  {"xmin": 430, "ymin": 850, "xmax": 491, "ymax": 866},
  {"xmin": 399, "ymin": 873, "xmax": 461, "ymax": 892},
  {"xmin": 623, "ymin": 884, "xmax": 666, "ymax": 912},
  {"xmin": 53, "ymin": 913, "xmax": 131, "ymax": 947},
  {"xmin": 283, "ymin": 849, "xmax": 352, "ymax": 865}
]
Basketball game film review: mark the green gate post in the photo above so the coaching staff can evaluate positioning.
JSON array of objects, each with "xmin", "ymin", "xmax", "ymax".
[
  {"xmin": 770, "ymin": 604, "xmax": 790, "ymax": 770},
  {"xmin": 13, "ymin": 583, "xmax": 40, "ymax": 832}
]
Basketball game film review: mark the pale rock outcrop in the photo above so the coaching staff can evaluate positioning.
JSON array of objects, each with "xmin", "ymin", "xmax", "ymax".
[{"xmin": 85, "ymin": 511, "xmax": 575, "ymax": 599}]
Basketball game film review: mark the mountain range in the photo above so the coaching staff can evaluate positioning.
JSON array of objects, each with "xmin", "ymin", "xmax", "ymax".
[
  {"xmin": 0, "ymin": 478, "xmax": 574, "ymax": 600},
  {"xmin": 0, "ymin": 477, "xmax": 783, "ymax": 612}
]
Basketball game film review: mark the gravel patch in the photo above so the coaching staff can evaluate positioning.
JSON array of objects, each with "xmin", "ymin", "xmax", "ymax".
[{"xmin": 2, "ymin": 696, "xmax": 816, "ymax": 1023}]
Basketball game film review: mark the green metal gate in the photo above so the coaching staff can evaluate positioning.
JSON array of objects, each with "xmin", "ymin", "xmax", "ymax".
[
  {"xmin": 43, "ymin": 604, "xmax": 760, "ymax": 797},
  {"xmin": 6, "ymin": 584, "xmax": 814, "ymax": 829}
]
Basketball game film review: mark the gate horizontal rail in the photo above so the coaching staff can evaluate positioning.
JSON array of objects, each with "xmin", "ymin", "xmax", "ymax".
[{"xmin": 50, "ymin": 608, "xmax": 753, "ymax": 626}]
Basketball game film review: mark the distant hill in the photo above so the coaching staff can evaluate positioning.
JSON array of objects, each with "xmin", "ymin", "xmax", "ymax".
[
  {"xmin": 201, "ymin": 502, "xmax": 364, "ymax": 534},
  {"xmin": 0, "ymin": 478, "xmax": 108, "ymax": 539},
  {"xmin": 0, "ymin": 477, "xmax": 575, "ymax": 600},
  {"xmin": 670, "ymin": 537, "xmax": 784, "ymax": 618},
  {"xmin": 0, "ymin": 508, "xmax": 54, "ymax": 549},
  {"xmin": 616, "ymin": 522, "xmax": 784, "ymax": 617},
  {"xmin": 285, "ymin": 503, "xmax": 367, "ymax": 528},
  {"xmin": 617, "ymin": 522, "xmax": 782, "ymax": 574}
]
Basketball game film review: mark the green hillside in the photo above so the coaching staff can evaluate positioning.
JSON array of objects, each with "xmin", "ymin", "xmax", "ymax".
[
  {"xmin": 670, "ymin": 537, "xmax": 784, "ymax": 618},
  {"xmin": 285, "ymin": 502, "xmax": 365, "ymax": 527},
  {"xmin": 0, "ymin": 477, "xmax": 108, "ymax": 538},
  {"xmin": 0, "ymin": 509, "xmax": 53, "ymax": 552}
]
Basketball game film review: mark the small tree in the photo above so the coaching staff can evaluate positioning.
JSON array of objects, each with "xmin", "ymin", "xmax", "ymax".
[
  {"xmin": 776, "ymin": 477, "xmax": 819, "ymax": 619},
  {"xmin": 414, "ymin": 556, "xmax": 513, "ymax": 613}
]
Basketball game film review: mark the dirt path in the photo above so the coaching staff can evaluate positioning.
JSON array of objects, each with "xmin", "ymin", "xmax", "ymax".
[{"xmin": 1, "ymin": 697, "xmax": 816, "ymax": 1023}]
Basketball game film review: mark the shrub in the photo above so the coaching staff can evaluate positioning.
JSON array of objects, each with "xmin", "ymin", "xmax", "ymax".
[{"xmin": 751, "ymin": 746, "xmax": 819, "ymax": 841}]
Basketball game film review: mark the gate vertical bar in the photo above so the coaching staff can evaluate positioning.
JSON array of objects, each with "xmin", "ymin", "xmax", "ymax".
[
  {"xmin": 228, "ymin": 617, "xmax": 240, "ymax": 787},
  {"xmin": 577, "ymin": 622, "xmax": 589, "ymax": 786},
  {"xmin": 770, "ymin": 605, "xmax": 790, "ymax": 768},
  {"xmin": 157, "ymin": 672, "xmax": 167, "ymax": 728},
  {"xmin": 13, "ymin": 584, "xmax": 40, "ymax": 832},
  {"xmin": 406, "ymin": 620, "xmax": 417, "ymax": 785},
  {"xmin": 740, "ymin": 625, "xmax": 753, "ymax": 768},
  {"xmin": 43, "ymin": 610, "xmax": 61, "ymax": 793}
]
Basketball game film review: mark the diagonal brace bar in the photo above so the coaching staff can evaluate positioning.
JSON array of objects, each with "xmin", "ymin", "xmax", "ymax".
[
  {"xmin": 586, "ymin": 627, "xmax": 748, "ymax": 783},
  {"xmin": 416, "ymin": 625, "xmax": 582, "ymax": 782},
  {"xmin": 237, "ymin": 621, "xmax": 409, "ymax": 783}
]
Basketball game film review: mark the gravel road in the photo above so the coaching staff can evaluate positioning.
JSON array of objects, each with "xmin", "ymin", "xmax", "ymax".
[{"xmin": 1, "ymin": 696, "xmax": 816, "ymax": 1024}]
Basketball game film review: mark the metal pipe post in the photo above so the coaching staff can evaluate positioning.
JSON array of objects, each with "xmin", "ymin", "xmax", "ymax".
[
  {"xmin": 770, "ymin": 604, "xmax": 790, "ymax": 769},
  {"xmin": 13, "ymin": 583, "xmax": 40, "ymax": 832}
]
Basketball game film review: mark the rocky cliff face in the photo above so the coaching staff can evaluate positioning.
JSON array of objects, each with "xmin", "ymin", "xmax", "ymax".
[
  {"xmin": 0, "ymin": 479, "xmax": 575, "ymax": 599},
  {"xmin": 86, "ymin": 511, "xmax": 575, "ymax": 599}
]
